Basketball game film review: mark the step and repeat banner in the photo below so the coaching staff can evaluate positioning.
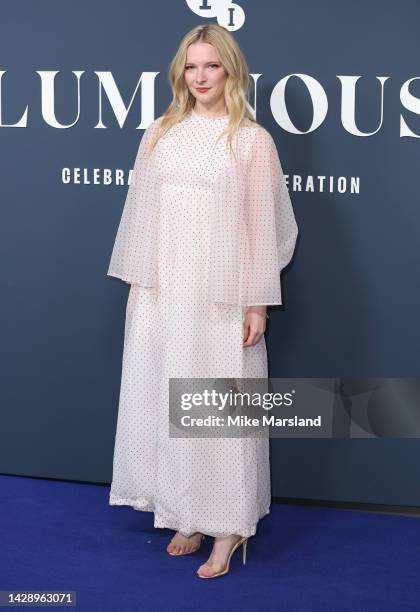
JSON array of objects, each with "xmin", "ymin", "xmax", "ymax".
[{"xmin": 1, "ymin": 0, "xmax": 419, "ymax": 505}]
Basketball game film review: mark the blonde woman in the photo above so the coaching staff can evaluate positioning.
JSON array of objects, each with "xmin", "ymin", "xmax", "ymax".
[{"xmin": 107, "ymin": 23, "xmax": 298, "ymax": 579}]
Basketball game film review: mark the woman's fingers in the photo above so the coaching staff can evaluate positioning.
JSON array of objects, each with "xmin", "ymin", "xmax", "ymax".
[
  {"xmin": 243, "ymin": 332, "xmax": 261, "ymax": 346},
  {"xmin": 243, "ymin": 313, "xmax": 266, "ymax": 346}
]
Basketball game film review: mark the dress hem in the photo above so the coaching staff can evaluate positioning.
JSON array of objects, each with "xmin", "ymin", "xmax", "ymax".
[{"xmin": 109, "ymin": 492, "xmax": 271, "ymax": 539}]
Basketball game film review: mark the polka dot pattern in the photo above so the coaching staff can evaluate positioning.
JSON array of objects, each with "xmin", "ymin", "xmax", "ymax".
[
  {"xmin": 108, "ymin": 110, "xmax": 294, "ymax": 538},
  {"xmin": 107, "ymin": 109, "xmax": 299, "ymax": 306}
]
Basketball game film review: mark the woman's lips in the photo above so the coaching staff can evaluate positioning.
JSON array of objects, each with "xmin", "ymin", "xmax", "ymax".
[{"xmin": 196, "ymin": 87, "xmax": 210, "ymax": 93}]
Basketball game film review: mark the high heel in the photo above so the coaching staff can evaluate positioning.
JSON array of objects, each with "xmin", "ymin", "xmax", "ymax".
[
  {"xmin": 167, "ymin": 533, "xmax": 205, "ymax": 556},
  {"xmin": 197, "ymin": 536, "xmax": 248, "ymax": 579}
]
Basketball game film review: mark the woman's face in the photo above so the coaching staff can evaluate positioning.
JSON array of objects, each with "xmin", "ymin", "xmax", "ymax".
[{"xmin": 184, "ymin": 42, "xmax": 227, "ymax": 110}]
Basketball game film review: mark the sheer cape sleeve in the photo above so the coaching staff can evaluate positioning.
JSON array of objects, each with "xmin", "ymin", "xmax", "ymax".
[
  {"xmin": 243, "ymin": 126, "xmax": 298, "ymax": 306},
  {"xmin": 208, "ymin": 124, "xmax": 298, "ymax": 307},
  {"xmin": 106, "ymin": 118, "xmax": 162, "ymax": 286}
]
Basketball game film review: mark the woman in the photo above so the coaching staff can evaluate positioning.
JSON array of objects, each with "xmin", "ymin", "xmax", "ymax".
[{"xmin": 107, "ymin": 23, "xmax": 298, "ymax": 579}]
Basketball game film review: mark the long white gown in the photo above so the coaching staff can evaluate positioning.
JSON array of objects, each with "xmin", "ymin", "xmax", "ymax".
[{"xmin": 109, "ymin": 110, "xmax": 273, "ymax": 538}]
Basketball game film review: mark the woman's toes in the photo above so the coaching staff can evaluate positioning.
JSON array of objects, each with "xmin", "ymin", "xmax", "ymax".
[
  {"xmin": 168, "ymin": 545, "xmax": 180, "ymax": 554},
  {"xmin": 197, "ymin": 563, "xmax": 217, "ymax": 577},
  {"xmin": 168, "ymin": 533, "xmax": 203, "ymax": 555}
]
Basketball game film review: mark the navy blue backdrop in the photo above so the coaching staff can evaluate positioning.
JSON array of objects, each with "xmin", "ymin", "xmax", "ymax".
[{"xmin": 1, "ymin": 0, "xmax": 419, "ymax": 505}]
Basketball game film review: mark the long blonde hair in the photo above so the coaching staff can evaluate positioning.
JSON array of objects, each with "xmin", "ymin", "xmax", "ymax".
[{"xmin": 147, "ymin": 23, "xmax": 256, "ymax": 158}]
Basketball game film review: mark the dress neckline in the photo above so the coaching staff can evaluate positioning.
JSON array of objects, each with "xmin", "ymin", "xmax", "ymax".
[{"xmin": 191, "ymin": 108, "xmax": 229, "ymax": 122}]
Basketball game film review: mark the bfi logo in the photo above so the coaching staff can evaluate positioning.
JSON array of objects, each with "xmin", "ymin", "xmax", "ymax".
[{"xmin": 186, "ymin": 0, "xmax": 245, "ymax": 31}]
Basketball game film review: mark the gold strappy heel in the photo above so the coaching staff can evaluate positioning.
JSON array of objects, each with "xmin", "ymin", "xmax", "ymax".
[
  {"xmin": 197, "ymin": 536, "xmax": 248, "ymax": 578},
  {"xmin": 167, "ymin": 533, "xmax": 205, "ymax": 556}
]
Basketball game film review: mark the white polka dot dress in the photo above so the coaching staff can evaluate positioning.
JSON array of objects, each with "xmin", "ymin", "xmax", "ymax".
[{"xmin": 108, "ymin": 109, "xmax": 296, "ymax": 538}]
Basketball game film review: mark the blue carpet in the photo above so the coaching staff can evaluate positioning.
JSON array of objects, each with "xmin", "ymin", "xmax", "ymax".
[{"xmin": 1, "ymin": 474, "xmax": 419, "ymax": 611}]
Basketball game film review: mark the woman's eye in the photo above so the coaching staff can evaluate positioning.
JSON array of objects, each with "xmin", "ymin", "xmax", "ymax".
[{"xmin": 185, "ymin": 65, "xmax": 219, "ymax": 70}]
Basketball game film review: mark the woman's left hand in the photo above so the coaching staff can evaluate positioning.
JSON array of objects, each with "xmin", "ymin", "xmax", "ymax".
[{"xmin": 243, "ymin": 307, "xmax": 267, "ymax": 347}]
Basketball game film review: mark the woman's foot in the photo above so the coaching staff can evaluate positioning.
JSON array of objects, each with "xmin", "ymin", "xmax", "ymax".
[
  {"xmin": 167, "ymin": 531, "xmax": 204, "ymax": 555},
  {"xmin": 196, "ymin": 534, "xmax": 243, "ymax": 577}
]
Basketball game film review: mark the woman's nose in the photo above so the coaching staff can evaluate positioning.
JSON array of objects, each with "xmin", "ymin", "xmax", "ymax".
[{"xmin": 196, "ymin": 70, "xmax": 207, "ymax": 83}]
